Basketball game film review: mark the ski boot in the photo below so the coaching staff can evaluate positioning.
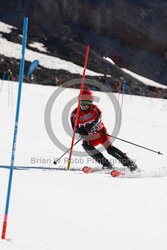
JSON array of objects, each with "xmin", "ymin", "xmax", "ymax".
[
  {"xmin": 126, "ymin": 159, "xmax": 141, "ymax": 173},
  {"xmin": 102, "ymin": 161, "xmax": 113, "ymax": 170}
]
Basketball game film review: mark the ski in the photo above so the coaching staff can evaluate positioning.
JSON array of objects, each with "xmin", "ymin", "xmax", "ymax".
[
  {"xmin": 82, "ymin": 166, "xmax": 124, "ymax": 177},
  {"xmin": 82, "ymin": 166, "xmax": 144, "ymax": 178}
]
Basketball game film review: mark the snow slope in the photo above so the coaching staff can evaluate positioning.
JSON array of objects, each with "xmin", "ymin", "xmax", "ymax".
[
  {"xmin": 0, "ymin": 21, "xmax": 102, "ymax": 76},
  {"xmin": 0, "ymin": 80, "xmax": 167, "ymax": 250},
  {"xmin": 1, "ymin": 20, "xmax": 166, "ymax": 89},
  {"xmin": 104, "ymin": 56, "xmax": 167, "ymax": 89},
  {"xmin": 29, "ymin": 42, "xmax": 48, "ymax": 53},
  {"xmin": 0, "ymin": 21, "xmax": 16, "ymax": 33},
  {"xmin": 122, "ymin": 68, "xmax": 167, "ymax": 89}
]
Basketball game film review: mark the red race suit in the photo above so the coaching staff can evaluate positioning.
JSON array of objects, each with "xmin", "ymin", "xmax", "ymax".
[{"xmin": 70, "ymin": 104, "xmax": 110, "ymax": 147}]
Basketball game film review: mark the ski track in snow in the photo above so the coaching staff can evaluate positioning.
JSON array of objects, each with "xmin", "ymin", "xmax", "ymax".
[{"xmin": 1, "ymin": 165, "xmax": 167, "ymax": 179}]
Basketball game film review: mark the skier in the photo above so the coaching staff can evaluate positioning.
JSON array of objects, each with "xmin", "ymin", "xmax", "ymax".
[{"xmin": 70, "ymin": 89, "xmax": 138, "ymax": 176}]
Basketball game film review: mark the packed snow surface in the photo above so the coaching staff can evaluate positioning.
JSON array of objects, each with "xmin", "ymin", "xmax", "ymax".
[{"xmin": 0, "ymin": 80, "xmax": 167, "ymax": 250}]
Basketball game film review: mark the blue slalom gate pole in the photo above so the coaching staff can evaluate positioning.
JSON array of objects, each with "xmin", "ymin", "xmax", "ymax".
[
  {"xmin": 2, "ymin": 72, "xmax": 6, "ymax": 81},
  {"xmin": 0, "ymin": 72, "xmax": 6, "ymax": 93},
  {"xmin": 1, "ymin": 17, "xmax": 28, "ymax": 240},
  {"xmin": 120, "ymin": 79, "xmax": 126, "ymax": 111}
]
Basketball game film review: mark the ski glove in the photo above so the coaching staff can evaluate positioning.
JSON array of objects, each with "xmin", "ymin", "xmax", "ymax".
[
  {"xmin": 85, "ymin": 123, "xmax": 96, "ymax": 133},
  {"xmin": 85, "ymin": 112, "xmax": 102, "ymax": 133},
  {"xmin": 76, "ymin": 126, "xmax": 89, "ymax": 135}
]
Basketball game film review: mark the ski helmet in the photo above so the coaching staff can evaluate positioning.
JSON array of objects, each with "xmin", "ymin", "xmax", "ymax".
[{"xmin": 79, "ymin": 89, "xmax": 93, "ymax": 110}]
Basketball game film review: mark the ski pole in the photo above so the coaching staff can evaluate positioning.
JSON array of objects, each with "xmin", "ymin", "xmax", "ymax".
[
  {"xmin": 100, "ymin": 131, "xmax": 163, "ymax": 155},
  {"xmin": 54, "ymin": 137, "xmax": 82, "ymax": 164}
]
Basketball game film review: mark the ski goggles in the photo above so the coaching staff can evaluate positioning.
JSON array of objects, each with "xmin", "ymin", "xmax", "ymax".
[{"xmin": 80, "ymin": 100, "xmax": 93, "ymax": 108}]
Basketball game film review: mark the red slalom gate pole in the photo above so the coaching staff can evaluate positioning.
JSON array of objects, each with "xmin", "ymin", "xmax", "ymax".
[{"xmin": 67, "ymin": 45, "xmax": 90, "ymax": 170}]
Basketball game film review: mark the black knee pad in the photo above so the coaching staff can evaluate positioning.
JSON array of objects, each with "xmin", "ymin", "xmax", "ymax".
[
  {"xmin": 82, "ymin": 141, "xmax": 112, "ymax": 167},
  {"xmin": 82, "ymin": 141, "xmax": 101, "ymax": 157},
  {"xmin": 107, "ymin": 145, "xmax": 126, "ymax": 160},
  {"xmin": 106, "ymin": 145, "xmax": 119, "ymax": 156},
  {"xmin": 82, "ymin": 141, "xmax": 95, "ymax": 151},
  {"xmin": 106, "ymin": 145, "xmax": 131, "ymax": 166}
]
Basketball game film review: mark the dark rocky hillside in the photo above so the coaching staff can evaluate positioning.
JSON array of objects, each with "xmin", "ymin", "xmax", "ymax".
[
  {"xmin": 0, "ymin": 0, "xmax": 167, "ymax": 98},
  {"xmin": 0, "ymin": 0, "xmax": 167, "ymax": 85}
]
